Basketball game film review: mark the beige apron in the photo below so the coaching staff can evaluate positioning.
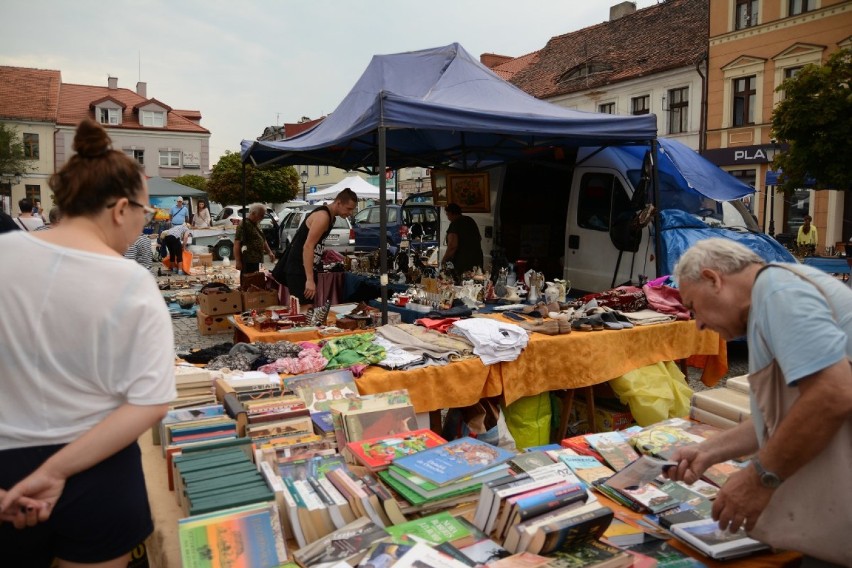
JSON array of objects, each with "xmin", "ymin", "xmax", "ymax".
[{"xmin": 747, "ymin": 266, "xmax": 852, "ymax": 566}]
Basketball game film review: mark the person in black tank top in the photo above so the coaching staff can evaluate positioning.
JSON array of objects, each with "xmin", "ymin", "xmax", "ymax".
[{"xmin": 284, "ymin": 188, "xmax": 358, "ymax": 307}]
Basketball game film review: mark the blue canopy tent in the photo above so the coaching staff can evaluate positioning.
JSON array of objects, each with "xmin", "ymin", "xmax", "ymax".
[{"xmin": 241, "ymin": 43, "xmax": 658, "ymax": 318}]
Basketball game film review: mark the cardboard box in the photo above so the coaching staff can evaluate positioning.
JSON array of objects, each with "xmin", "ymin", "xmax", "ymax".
[
  {"xmin": 197, "ymin": 253, "xmax": 213, "ymax": 267},
  {"xmin": 242, "ymin": 290, "xmax": 279, "ymax": 311},
  {"xmin": 572, "ymin": 398, "xmax": 634, "ymax": 433},
  {"xmin": 196, "ymin": 309, "xmax": 234, "ymax": 336},
  {"xmin": 196, "ymin": 290, "xmax": 242, "ymax": 315}
]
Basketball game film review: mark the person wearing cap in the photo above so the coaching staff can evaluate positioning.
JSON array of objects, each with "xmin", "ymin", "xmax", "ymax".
[
  {"xmin": 170, "ymin": 198, "xmax": 189, "ymax": 226},
  {"xmin": 442, "ymin": 203, "xmax": 483, "ymax": 280}
]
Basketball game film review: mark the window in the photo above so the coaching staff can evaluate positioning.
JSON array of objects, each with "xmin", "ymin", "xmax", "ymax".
[
  {"xmin": 99, "ymin": 108, "xmax": 120, "ymax": 125},
  {"xmin": 631, "ymin": 95, "xmax": 650, "ymax": 115},
  {"xmin": 784, "ymin": 66, "xmax": 802, "ymax": 80},
  {"xmin": 598, "ymin": 102, "xmax": 615, "ymax": 114},
  {"xmin": 125, "ymin": 149, "xmax": 144, "ymax": 165},
  {"xmin": 577, "ymin": 173, "xmax": 631, "ymax": 232},
  {"xmin": 25, "ymin": 184, "xmax": 40, "ymax": 202},
  {"xmin": 667, "ymin": 87, "xmax": 689, "ymax": 134},
  {"xmin": 789, "ymin": 0, "xmax": 815, "ymax": 16},
  {"xmin": 324, "ymin": 165, "xmax": 330, "ymax": 175},
  {"xmin": 735, "ymin": 0, "xmax": 759, "ymax": 29},
  {"xmin": 732, "ymin": 76, "xmax": 756, "ymax": 126},
  {"xmin": 23, "ymin": 133, "xmax": 39, "ymax": 160},
  {"xmin": 314, "ymin": 165, "xmax": 320, "ymax": 176},
  {"xmin": 141, "ymin": 110, "xmax": 165, "ymax": 127},
  {"xmin": 159, "ymin": 150, "xmax": 180, "ymax": 167}
]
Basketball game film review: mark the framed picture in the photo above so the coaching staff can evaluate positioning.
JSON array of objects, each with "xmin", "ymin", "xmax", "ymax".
[
  {"xmin": 447, "ymin": 172, "xmax": 490, "ymax": 213},
  {"xmin": 430, "ymin": 170, "xmax": 449, "ymax": 206}
]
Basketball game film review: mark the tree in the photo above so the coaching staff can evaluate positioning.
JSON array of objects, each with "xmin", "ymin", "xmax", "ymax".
[
  {"xmin": 206, "ymin": 151, "xmax": 299, "ymax": 205},
  {"xmin": 0, "ymin": 122, "xmax": 32, "ymax": 178},
  {"xmin": 771, "ymin": 48, "xmax": 852, "ymax": 192},
  {"xmin": 173, "ymin": 174, "xmax": 208, "ymax": 192}
]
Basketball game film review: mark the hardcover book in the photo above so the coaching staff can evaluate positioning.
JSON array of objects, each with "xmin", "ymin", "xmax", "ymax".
[
  {"xmin": 346, "ymin": 428, "xmax": 447, "ymax": 471},
  {"xmin": 527, "ymin": 504, "xmax": 614, "ymax": 555},
  {"xmin": 385, "ymin": 511, "xmax": 470, "ymax": 545},
  {"xmin": 627, "ymin": 419, "xmax": 705, "ymax": 460},
  {"xmin": 392, "ymin": 437, "xmax": 516, "ymax": 487},
  {"xmin": 585, "ymin": 432, "xmax": 639, "ymax": 472},
  {"xmin": 343, "ymin": 404, "xmax": 418, "ymax": 443},
  {"xmin": 292, "ymin": 517, "xmax": 388, "ymax": 568},
  {"xmin": 559, "ymin": 455, "xmax": 615, "ymax": 488},
  {"xmin": 670, "ymin": 518, "xmax": 769, "ymax": 560},
  {"xmin": 545, "ymin": 540, "xmax": 633, "ymax": 568}
]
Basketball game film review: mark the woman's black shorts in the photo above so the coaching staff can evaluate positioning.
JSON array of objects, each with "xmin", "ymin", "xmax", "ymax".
[{"xmin": 0, "ymin": 442, "xmax": 153, "ymax": 567}]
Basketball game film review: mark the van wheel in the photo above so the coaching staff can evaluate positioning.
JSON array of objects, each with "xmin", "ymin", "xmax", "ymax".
[{"xmin": 213, "ymin": 240, "xmax": 233, "ymax": 260}]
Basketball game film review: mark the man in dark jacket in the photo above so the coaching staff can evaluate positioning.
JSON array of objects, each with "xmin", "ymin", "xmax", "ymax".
[{"xmin": 442, "ymin": 203, "xmax": 482, "ymax": 280}]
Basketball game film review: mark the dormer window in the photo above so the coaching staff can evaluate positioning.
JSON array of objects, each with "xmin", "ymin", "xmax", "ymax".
[
  {"xmin": 141, "ymin": 110, "xmax": 165, "ymax": 127},
  {"xmin": 558, "ymin": 62, "xmax": 613, "ymax": 83},
  {"xmin": 99, "ymin": 108, "xmax": 120, "ymax": 125}
]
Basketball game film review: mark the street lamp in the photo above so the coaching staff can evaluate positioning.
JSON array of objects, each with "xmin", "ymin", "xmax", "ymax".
[
  {"xmin": 767, "ymin": 140, "xmax": 778, "ymax": 237},
  {"xmin": 300, "ymin": 169, "xmax": 308, "ymax": 201},
  {"xmin": 1, "ymin": 172, "xmax": 22, "ymax": 186},
  {"xmin": 415, "ymin": 177, "xmax": 423, "ymax": 193}
]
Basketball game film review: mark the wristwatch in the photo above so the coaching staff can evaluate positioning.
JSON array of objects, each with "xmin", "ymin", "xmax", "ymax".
[{"xmin": 752, "ymin": 456, "xmax": 782, "ymax": 489}]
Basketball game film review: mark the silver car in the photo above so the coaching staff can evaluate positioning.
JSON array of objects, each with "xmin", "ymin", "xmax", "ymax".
[{"xmin": 279, "ymin": 210, "xmax": 355, "ymax": 254}]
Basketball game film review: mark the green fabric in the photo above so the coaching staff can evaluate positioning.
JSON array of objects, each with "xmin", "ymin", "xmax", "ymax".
[
  {"xmin": 235, "ymin": 219, "xmax": 265, "ymax": 263},
  {"xmin": 503, "ymin": 393, "xmax": 552, "ymax": 449},
  {"xmin": 321, "ymin": 332, "xmax": 386, "ymax": 370}
]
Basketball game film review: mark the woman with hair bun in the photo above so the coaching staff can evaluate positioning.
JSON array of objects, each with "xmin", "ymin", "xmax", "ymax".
[{"xmin": 0, "ymin": 119, "xmax": 176, "ymax": 567}]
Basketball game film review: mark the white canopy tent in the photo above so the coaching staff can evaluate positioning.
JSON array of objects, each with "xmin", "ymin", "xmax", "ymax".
[{"xmin": 309, "ymin": 175, "xmax": 380, "ymax": 200}]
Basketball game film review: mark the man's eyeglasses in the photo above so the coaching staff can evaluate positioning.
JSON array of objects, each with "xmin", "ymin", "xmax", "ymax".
[{"xmin": 107, "ymin": 199, "xmax": 156, "ymax": 224}]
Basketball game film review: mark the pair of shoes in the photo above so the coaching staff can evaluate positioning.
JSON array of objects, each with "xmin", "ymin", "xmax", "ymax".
[
  {"xmin": 598, "ymin": 311, "xmax": 624, "ymax": 329},
  {"xmin": 573, "ymin": 315, "xmax": 604, "ymax": 331},
  {"xmin": 178, "ymin": 269, "xmax": 186, "ymax": 276},
  {"xmin": 518, "ymin": 318, "xmax": 560, "ymax": 335},
  {"xmin": 551, "ymin": 315, "xmax": 572, "ymax": 334}
]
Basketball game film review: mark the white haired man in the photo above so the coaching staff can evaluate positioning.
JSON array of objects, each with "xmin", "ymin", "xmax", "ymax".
[
  {"xmin": 668, "ymin": 238, "xmax": 852, "ymax": 566},
  {"xmin": 234, "ymin": 203, "xmax": 274, "ymax": 276}
]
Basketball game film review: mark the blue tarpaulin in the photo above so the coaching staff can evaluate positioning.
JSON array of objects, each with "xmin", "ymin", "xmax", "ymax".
[
  {"xmin": 241, "ymin": 43, "xmax": 657, "ymax": 170},
  {"xmin": 657, "ymin": 209, "xmax": 796, "ymax": 276}
]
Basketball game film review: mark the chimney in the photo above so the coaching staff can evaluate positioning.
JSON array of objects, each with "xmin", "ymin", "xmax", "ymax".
[
  {"xmin": 108, "ymin": 76, "xmax": 118, "ymax": 89},
  {"xmin": 136, "ymin": 81, "xmax": 147, "ymax": 98},
  {"xmin": 610, "ymin": 1, "xmax": 636, "ymax": 21}
]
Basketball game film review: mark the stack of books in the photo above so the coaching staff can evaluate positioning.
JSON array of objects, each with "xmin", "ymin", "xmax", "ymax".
[
  {"xmin": 345, "ymin": 428, "xmax": 447, "ymax": 472},
  {"xmin": 327, "ymin": 389, "xmax": 418, "ymax": 450},
  {"xmin": 378, "ymin": 437, "xmax": 515, "ymax": 513},
  {"xmin": 173, "ymin": 365, "xmax": 217, "ymax": 407},
  {"xmin": 689, "ymin": 375, "xmax": 751, "ymax": 429}
]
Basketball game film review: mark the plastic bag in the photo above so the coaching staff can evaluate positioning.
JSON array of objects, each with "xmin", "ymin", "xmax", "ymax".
[
  {"xmin": 442, "ymin": 398, "xmax": 516, "ymax": 451},
  {"xmin": 502, "ymin": 393, "xmax": 552, "ymax": 450},
  {"xmin": 608, "ymin": 361, "xmax": 693, "ymax": 426}
]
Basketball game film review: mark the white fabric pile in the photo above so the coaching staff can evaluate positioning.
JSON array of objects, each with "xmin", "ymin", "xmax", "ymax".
[{"xmin": 449, "ymin": 319, "xmax": 529, "ymax": 365}]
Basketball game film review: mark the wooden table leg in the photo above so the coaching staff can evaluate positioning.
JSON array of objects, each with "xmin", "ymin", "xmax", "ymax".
[{"xmin": 429, "ymin": 410, "xmax": 443, "ymax": 435}]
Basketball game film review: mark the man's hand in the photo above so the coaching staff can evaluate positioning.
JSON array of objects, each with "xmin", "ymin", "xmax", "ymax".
[
  {"xmin": 666, "ymin": 444, "xmax": 715, "ymax": 485},
  {"xmin": 304, "ymin": 278, "xmax": 316, "ymax": 300},
  {"xmin": 711, "ymin": 467, "xmax": 774, "ymax": 533},
  {"xmin": 0, "ymin": 468, "xmax": 66, "ymax": 529}
]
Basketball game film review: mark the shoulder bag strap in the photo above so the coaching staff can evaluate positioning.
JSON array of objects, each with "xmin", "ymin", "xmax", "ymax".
[{"xmin": 16, "ymin": 217, "xmax": 29, "ymax": 231}]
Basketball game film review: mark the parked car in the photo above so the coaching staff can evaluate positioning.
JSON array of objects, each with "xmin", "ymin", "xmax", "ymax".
[
  {"xmin": 352, "ymin": 194, "xmax": 439, "ymax": 251},
  {"xmin": 202, "ymin": 209, "xmax": 279, "ymax": 260},
  {"xmin": 212, "ymin": 204, "xmax": 279, "ymax": 227},
  {"xmin": 278, "ymin": 210, "xmax": 355, "ymax": 254}
]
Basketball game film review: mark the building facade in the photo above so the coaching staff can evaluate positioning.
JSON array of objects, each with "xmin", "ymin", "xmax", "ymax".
[
  {"xmin": 1, "ymin": 67, "xmax": 211, "ymax": 216},
  {"xmin": 705, "ymin": 0, "xmax": 852, "ymax": 247},
  {"xmin": 510, "ymin": 0, "xmax": 709, "ymax": 151}
]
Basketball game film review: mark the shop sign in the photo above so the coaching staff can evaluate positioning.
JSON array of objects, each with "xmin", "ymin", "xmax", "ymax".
[{"xmin": 702, "ymin": 144, "xmax": 784, "ymax": 166}]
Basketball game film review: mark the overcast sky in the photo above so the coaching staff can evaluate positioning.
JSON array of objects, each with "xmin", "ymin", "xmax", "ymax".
[{"xmin": 1, "ymin": 0, "xmax": 658, "ymax": 167}]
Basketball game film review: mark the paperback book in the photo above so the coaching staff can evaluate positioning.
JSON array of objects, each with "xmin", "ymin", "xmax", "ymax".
[
  {"xmin": 670, "ymin": 518, "xmax": 769, "ymax": 560},
  {"xmin": 346, "ymin": 428, "xmax": 447, "ymax": 471},
  {"xmin": 392, "ymin": 436, "xmax": 516, "ymax": 487}
]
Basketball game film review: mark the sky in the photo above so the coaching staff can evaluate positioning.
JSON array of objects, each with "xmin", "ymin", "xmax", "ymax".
[{"xmin": 1, "ymin": 0, "xmax": 658, "ymax": 168}]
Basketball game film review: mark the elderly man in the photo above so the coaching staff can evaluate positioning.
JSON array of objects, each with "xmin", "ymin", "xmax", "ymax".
[
  {"xmin": 170, "ymin": 197, "xmax": 189, "ymax": 226},
  {"xmin": 669, "ymin": 238, "xmax": 852, "ymax": 566},
  {"xmin": 234, "ymin": 203, "xmax": 274, "ymax": 276}
]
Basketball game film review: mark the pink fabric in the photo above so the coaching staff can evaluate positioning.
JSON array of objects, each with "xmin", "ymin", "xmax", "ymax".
[
  {"xmin": 258, "ymin": 349, "xmax": 328, "ymax": 374},
  {"xmin": 415, "ymin": 317, "xmax": 460, "ymax": 333},
  {"xmin": 642, "ymin": 283, "xmax": 691, "ymax": 320},
  {"xmin": 278, "ymin": 272, "xmax": 344, "ymax": 306},
  {"xmin": 647, "ymin": 274, "xmax": 672, "ymax": 287},
  {"xmin": 298, "ymin": 341, "xmax": 322, "ymax": 351},
  {"xmin": 348, "ymin": 364, "xmax": 369, "ymax": 377}
]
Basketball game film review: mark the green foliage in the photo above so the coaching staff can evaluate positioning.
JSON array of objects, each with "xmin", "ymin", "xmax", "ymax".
[
  {"xmin": 771, "ymin": 48, "xmax": 852, "ymax": 192},
  {"xmin": 0, "ymin": 122, "xmax": 32, "ymax": 177},
  {"xmin": 206, "ymin": 151, "xmax": 299, "ymax": 205},
  {"xmin": 173, "ymin": 174, "xmax": 208, "ymax": 191}
]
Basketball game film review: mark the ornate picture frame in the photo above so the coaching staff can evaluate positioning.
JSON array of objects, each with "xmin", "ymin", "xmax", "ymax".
[
  {"xmin": 447, "ymin": 172, "xmax": 490, "ymax": 213},
  {"xmin": 430, "ymin": 170, "xmax": 449, "ymax": 206}
]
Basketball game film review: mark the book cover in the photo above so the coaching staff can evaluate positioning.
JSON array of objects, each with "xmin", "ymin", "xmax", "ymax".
[
  {"xmin": 626, "ymin": 539, "xmax": 703, "ymax": 567},
  {"xmin": 690, "ymin": 388, "xmax": 751, "ymax": 423},
  {"xmin": 343, "ymin": 404, "xmax": 418, "ymax": 443},
  {"xmin": 559, "ymin": 455, "xmax": 615, "ymax": 488},
  {"xmin": 392, "ymin": 542, "xmax": 473, "ymax": 568},
  {"xmin": 386, "ymin": 511, "xmax": 470, "ymax": 545},
  {"xmin": 392, "ymin": 437, "xmax": 516, "ymax": 486},
  {"xmin": 179, "ymin": 502, "xmax": 287, "ymax": 568},
  {"xmin": 671, "ymin": 518, "xmax": 769, "ymax": 560},
  {"xmin": 560, "ymin": 434, "xmax": 605, "ymax": 462},
  {"xmin": 545, "ymin": 539, "xmax": 633, "ymax": 568},
  {"xmin": 377, "ymin": 468, "xmax": 482, "ymax": 507},
  {"xmin": 311, "ymin": 411, "xmax": 336, "ymax": 436},
  {"xmin": 585, "ymin": 432, "xmax": 639, "ymax": 472},
  {"xmin": 346, "ymin": 428, "xmax": 447, "ymax": 471},
  {"xmin": 627, "ymin": 420, "xmax": 705, "ymax": 460},
  {"xmin": 656, "ymin": 481, "xmax": 712, "ymax": 517},
  {"xmin": 529, "ymin": 504, "xmax": 614, "ymax": 555},
  {"xmin": 292, "ymin": 517, "xmax": 388, "ymax": 568},
  {"xmin": 358, "ymin": 542, "xmax": 414, "ymax": 567},
  {"xmin": 725, "ymin": 374, "xmax": 750, "ymax": 394},
  {"xmin": 701, "ymin": 459, "xmax": 746, "ymax": 488},
  {"xmin": 508, "ymin": 451, "xmax": 557, "ymax": 474},
  {"xmin": 327, "ymin": 390, "xmax": 412, "ymax": 449},
  {"xmin": 488, "ymin": 552, "xmax": 552, "ymax": 567}
]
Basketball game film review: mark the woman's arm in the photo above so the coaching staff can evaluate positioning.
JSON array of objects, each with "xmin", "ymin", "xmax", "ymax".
[{"xmin": 0, "ymin": 402, "xmax": 168, "ymax": 527}]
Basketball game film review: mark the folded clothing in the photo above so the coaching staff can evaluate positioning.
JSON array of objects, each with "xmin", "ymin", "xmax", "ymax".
[{"xmin": 449, "ymin": 318, "xmax": 529, "ymax": 365}]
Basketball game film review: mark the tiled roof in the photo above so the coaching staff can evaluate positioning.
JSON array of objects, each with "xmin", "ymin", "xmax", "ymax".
[
  {"xmin": 284, "ymin": 117, "xmax": 325, "ymax": 139},
  {"xmin": 0, "ymin": 66, "xmax": 61, "ymax": 122},
  {"xmin": 480, "ymin": 53, "xmax": 514, "ymax": 69},
  {"xmin": 173, "ymin": 109, "xmax": 202, "ymax": 120},
  {"xmin": 510, "ymin": 0, "xmax": 708, "ymax": 99},
  {"xmin": 492, "ymin": 51, "xmax": 540, "ymax": 80},
  {"xmin": 58, "ymin": 83, "xmax": 209, "ymax": 133}
]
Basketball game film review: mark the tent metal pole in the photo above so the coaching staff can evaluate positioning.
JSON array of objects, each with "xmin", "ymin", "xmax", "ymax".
[
  {"xmin": 378, "ymin": 126, "xmax": 389, "ymax": 324},
  {"xmin": 241, "ymin": 162, "xmax": 247, "ymax": 212},
  {"xmin": 651, "ymin": 139, "xmax": 663, "ymax": 279}
]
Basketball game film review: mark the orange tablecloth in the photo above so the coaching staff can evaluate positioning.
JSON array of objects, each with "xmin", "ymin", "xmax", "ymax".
[
  {"xmin": 499, "ymin": 320, "xmax": 726, "ymax": 406},
  {"xmin": 231, "ymin": 315, "xmax": 360, "ymax": 344}
]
